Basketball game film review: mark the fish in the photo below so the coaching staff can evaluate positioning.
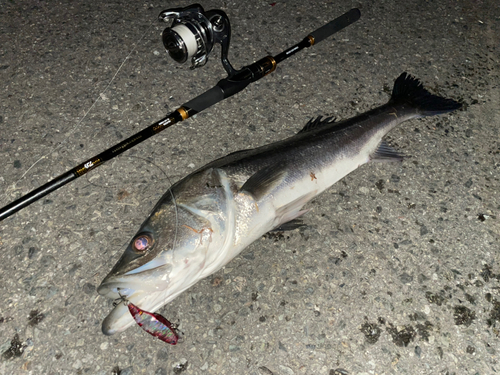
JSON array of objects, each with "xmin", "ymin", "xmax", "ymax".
[{"xmin": 97, "ymin": 72, "xmax": 461, "ymax": 335}]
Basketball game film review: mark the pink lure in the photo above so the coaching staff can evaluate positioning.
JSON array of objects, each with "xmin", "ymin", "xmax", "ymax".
[{"xmin": 126, "ymin": 301, "xmax": 178, "ymax": 345}]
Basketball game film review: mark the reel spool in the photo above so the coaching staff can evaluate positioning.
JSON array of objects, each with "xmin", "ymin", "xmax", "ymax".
[{"xmin": 159, "ymin": 4, "xmax": 235, "ymax": 75}]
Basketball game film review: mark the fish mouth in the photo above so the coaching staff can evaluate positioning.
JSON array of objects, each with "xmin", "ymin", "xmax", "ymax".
[
  {"xmin": 97, "ymin": 263, "xmax": 174, "ymax": 335},
  {"xmin": 98, "ymin": 286, "xmax": 170, "ymax": 335}
]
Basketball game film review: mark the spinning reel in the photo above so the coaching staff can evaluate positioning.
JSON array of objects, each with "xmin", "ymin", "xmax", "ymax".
[{"xmin": 159, "ymin": 4, "xmax": 236, "ymax": 76}]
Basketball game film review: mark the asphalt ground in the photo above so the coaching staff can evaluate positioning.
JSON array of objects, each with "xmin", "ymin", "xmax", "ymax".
[{"xmin": 0, "ymin": 1, "xmax": 499, "ymax": 374}]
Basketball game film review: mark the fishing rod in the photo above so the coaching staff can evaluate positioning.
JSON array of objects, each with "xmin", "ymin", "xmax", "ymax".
[{"xmin": 0, "ymin": 4, "xmax": 360, "ymax": 221}]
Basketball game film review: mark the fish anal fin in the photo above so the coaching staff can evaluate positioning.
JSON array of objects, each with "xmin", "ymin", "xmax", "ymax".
[
  {"xmin": 269, "ymin": 218, "xmax": 307, "ymax": 233},
  {"xmin": 370, "ymin": 140, "xmax": 404, "ymax": 162},
  {"xmin": 240, "ymin": 164, "xmax": 287, "ymax": 201},
  {"xmin": 273, "ymin": 191, "xmax": 316, "ymax": 228}
]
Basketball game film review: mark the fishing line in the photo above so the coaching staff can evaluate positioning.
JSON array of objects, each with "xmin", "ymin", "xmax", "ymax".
[
  {"xmin": 145, "ymin": 157, "xmax": 180, "ymax": 290},
  {"xmin": 90, "ymin": 153, "xmax": 180, "ymax": 279},
  {"xmin": 2, "ymin": 18, "xmax": 155, "ymax": 202},
  {"xmin": 163, "ymin": 180, "xmax": 179, "ymax": 309},
  {"xmin": 123, "ymin": 158, "xmax": 180, "ymax": 314},
  {"xmin": 131, "ymin": 156, "xmax": 180, "ymax": 259}
]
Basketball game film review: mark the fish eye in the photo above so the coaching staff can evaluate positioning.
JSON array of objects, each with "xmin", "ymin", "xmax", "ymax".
[{"xmin": 132, "ymin": 233, "xmax": 154, "ymax": 252}]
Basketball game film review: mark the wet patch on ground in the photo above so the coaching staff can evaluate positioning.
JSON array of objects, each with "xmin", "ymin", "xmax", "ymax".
[
  {"xmin": 359, "ymin": 321, "xmax": 381, "ymax": 344},
  {"xmin": 329, "ymin": 369, "xmax": 349, "ymax": 375},
  {"xmin": 359, "ymin": 263, "xmax": 500, "ymax": 351},
  {"xmin": 27, "ymin": 309, "xmax": 45, "ymax": 327},
  {"xmin": 360, "ymin": 317, "xmax": 434, "ymax": 347},
  {"xmin": 453, "ymin": 305, "xmax": 476, "ymax": 326},
  {"xmin": 385, "ymin": 324, "xmax": 416, "ymax": 347},
  {"xmin": 421, "ymin": 263, "xmax": 500, "ymax": 333},
  {"xmin": 465, "ymin": 264, "xmax": 500, "ymax": 335},
  {"xmin": 173, "ymin": 359, "xmax": 189, "ymax": 374},
  {"xmin": 1, "ymin": 334, "xmax": 27, "ymax": 361},
  {"xmin": 487, "ymin": 300, "xmax": 500, "ymax": 333},
  {"xmin": 425, "ymin": 290, "xmax": 449, "ymax": 306}
]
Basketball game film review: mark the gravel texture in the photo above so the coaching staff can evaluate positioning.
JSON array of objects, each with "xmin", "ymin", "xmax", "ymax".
[{"xmin": 0, "ymin": 1, "xmax": 499, "ymax": 374}]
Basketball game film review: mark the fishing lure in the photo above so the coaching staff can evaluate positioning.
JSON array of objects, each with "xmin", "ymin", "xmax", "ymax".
[{"xmin": 119, "ymin": 298, "xmax": 179, "ymax": 345}]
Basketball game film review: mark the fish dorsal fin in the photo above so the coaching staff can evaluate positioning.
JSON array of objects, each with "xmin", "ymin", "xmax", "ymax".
[
  {"xmin": 240, "ymin": 164, "xmax": 287, "ymax": 200},
  {"xmin": 370, "ymin": 140, "xmax": 404, "ymax": 162},
  {"xmin": 297, "ymin": 116, "xmax": 336, "ymax": 134}
]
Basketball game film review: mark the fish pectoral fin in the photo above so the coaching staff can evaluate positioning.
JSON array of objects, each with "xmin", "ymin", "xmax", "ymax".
[
  {"xmin": 240, "ymin": 164, "xmax": 288, "ymax": 201},
  {"xmin": 370, "ymin": 140, "xmax": 404, "ymax": 162},
  {"xmin": 273, "ymin": 191, "xmax": 316, "ymax": 228}
]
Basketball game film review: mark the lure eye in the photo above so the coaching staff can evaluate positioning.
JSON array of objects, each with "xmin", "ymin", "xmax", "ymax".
[{"xmin": 132, "ymin": 234, "xmax": 153, "ymax": 252}]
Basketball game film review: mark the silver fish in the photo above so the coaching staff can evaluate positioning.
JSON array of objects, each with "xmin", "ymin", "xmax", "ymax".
[{"xmin": 97, "ymin": 73, "xmax": 461, "ymax": 335}]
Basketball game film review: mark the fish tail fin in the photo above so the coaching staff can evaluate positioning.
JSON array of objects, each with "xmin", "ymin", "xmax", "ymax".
[{"xmin": 390, "ymin": 72, "xmax": 461, "ymax": 116}]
